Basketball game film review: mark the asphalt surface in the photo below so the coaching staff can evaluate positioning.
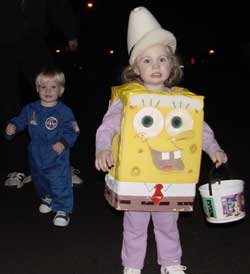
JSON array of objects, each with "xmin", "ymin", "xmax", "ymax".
[{"xmin": 0, "ymin": 161, "xmax": 249, "ymax": 274}]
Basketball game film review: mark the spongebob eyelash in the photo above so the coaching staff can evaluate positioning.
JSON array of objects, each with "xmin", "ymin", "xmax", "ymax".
[
  {"xmin": 130, "ymin": 94, "xmax": 203, "ymax": 110},
  {"xmin": 155, "ymin": 100, "xmax": 160, "ymax": 107},
  {"xmin": 172, "ymin": 100, "xmax": 191, "ymax": 109},
  {"xmin": 138, "ymin": 97, "xmax": 197, "ymax": 110}
]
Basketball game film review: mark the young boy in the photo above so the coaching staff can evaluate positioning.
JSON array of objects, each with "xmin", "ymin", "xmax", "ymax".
[{"xmin": 5, "ymin": 67, "xmax": 80, "ymax": 227}]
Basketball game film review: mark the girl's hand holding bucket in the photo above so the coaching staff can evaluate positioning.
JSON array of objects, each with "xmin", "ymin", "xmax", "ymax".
[{"xmin": 209, "ymin": 151, "xmax": 228, "ymax": 168}]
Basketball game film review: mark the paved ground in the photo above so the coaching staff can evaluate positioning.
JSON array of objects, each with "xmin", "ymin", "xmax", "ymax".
[
  {"xmin": 0, "ymin": 64, "xmax": 249, "ymax": 274},
  {"xmin": 0, "ymin": 161, "xmax": 249, "ymax": 274}
]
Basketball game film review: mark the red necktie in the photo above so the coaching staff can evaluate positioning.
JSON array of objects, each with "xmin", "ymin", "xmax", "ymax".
[{"xmin": 151, "ymin": 184, "xmax": 164, "ymax": 205}]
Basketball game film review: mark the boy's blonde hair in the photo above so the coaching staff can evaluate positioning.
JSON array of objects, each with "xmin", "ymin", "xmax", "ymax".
[
  {"xmin": 122, "ymin": 45, "xmax": 183, "ymax": 87},
  {"xmin": 35, "ymin": 67, "xmax": 65, "ymax": 88}
]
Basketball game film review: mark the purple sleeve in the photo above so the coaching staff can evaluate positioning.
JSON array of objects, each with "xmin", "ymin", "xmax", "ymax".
[
  {"xmin": 95, "ymin": 99, "xmax": 123, "ymax": 154},
  {"xmin": 202, "ymin": 121, "xmax": 223, "ymax": 155}
]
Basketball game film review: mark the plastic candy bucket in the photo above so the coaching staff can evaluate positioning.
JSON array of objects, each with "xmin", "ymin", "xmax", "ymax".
[{"xmin": 199, "ymin": 179, "xmax": 245, "ymax": 223}]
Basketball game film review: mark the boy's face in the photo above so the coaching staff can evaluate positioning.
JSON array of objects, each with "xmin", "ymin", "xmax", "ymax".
[{"xmin": 37, "ymin": 77, "xmax": 64, "ymax": 106}]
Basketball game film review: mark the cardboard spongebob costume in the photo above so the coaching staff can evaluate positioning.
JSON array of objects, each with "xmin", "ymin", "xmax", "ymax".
[{"xmin": 105, "ymin": 82, "xmax": 204, "ymax": 211}]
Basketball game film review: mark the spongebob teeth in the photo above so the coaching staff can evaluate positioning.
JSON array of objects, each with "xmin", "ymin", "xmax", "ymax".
[
  {"xmin": 162, "ymin": 152, "xmax": 170, "ymax": 160},
  {"xmin": 161, "ymin": 150, "xmax": 182, "ymax": 160},
  {"xmin": 174, "ymin": 150, "xmax": 181, "ymax": 159}
]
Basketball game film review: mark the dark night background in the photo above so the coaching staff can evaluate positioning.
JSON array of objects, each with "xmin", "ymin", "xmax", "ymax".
[
  {"xmin": 1, "ymin": 1, "xmax": 250, "ymax": 273},
  {"xmin": 51, "ymin": 0, "xmax": 250, "ymax": 183}
]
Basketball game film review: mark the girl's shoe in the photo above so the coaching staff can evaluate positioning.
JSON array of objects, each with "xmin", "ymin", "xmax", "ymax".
[
  {"xmin": 161, "ymin": 265, "xmax": 187, "ymax": 274},
  {"xmin": 123, "ymin": 267, "xmax": 141, "ymax": 274}
]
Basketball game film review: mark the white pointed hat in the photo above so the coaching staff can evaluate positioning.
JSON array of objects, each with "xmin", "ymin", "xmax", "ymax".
[{"xmin": 127, "ymin": 6, "xmax": 177, "ymax": 65}]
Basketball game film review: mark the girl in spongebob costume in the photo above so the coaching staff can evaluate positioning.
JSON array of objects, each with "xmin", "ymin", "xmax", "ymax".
[{"xmin": 95, "ymin": 7, "xmax": 227, "ymax": 274}]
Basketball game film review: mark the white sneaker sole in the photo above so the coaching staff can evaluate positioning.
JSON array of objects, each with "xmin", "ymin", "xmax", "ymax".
[
  {"xmin": 53, "ymin": 217, "xmax": 70, "ymax": 227},
  {"xmin": 23, "ymin": 175, "xmax": 32, "ymax": 184},
  {"xmin": 72, "ymin": 175, "xmax": 84, "ymax": 186},
  {"xmin": 4, "ymin": 181, "xmax": 24, "ymax": 189},
  {"xmin": 39, "ymin": 204, "xmax": 52, "ymax": 214}
]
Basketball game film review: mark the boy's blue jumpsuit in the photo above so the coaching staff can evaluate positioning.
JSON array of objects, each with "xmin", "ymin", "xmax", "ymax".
[{"xmin": 10, "ymin": 100, "xmax": 79, "ymax": 213}]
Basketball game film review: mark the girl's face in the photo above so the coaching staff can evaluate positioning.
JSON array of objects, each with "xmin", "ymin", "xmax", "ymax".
[
  {"xmin": 37, "ymin": 77, "xmax": 64, "ymax": 107},
  {"xmin": 134, "ymin": 44, "xmax": 172, "ymax": 91}
]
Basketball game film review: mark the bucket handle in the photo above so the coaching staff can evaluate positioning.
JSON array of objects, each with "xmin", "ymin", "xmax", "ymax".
[{"xmin": 208, "ymin": 162, "xmax": 231, "ymax": 196}]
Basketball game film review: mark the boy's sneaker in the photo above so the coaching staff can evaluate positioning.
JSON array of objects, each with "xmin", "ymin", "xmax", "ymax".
[
  {"xmin": 53, "ymin": 211, "xmax": 70, "ymax": 227},
  {"xmin": 161, "ymin": 265, "xmax": 187, "ymax": 274},
  {"xmin": 4, "ymin": 172, "xmax": 26, "ymax": 189},
  {"xmin": 39, "ymin": 197, "xmax": 52, "ymax": 213},
  {"xmin": 123, "ymin": 267, "xmax": 141, "ymax": 274},
  {"xmin": 71, "ymin": 166, "xmax": 84, "ymax": 187},
  {"xmin": 23, "ymin": 175, "xmax": 32, "ymax": 184}
]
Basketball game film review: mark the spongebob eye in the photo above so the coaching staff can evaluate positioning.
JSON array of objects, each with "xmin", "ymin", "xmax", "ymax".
[
  {"xmin": 171, "ymin": 116, "xmax": 183, "ymax": 128},
  {"xmin": 166, "ymin": 109, "xmax": 193, "ymax": 135},
  {"xmin": 142, "ymin": 115, "xmax": 154, "ymax": 127},
  {"xmin": 133, "ymin": 107, "xmax": 164, "ymax": 138}
]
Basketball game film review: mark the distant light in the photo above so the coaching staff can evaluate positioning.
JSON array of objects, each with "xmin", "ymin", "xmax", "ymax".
[
  {"xmin": 55, "ymin": 49, "xmax": 61, "ymax": 53},
  {"xmin": 86, "ymin": 2, "xmax": 93, "ymax": 8},
  {"xmin": 108, "ymin": 49, "xmax": 114, "ymax": 55},
  {"xmin": 190, "ymin": 57, "xmax": 195, "ymax": 65},
  {"xmin": 208, "ymin": 49, "xmax": 215, "ymax": 55}
]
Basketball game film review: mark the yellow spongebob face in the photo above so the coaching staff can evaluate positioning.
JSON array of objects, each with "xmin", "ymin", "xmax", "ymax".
[{"xmin": 109, "ymin": 91, "xmax": 204, "ymax": 184}]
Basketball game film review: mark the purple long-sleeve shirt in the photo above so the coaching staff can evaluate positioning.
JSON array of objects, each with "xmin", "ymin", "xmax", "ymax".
[{"xmin": 96, "ymin": 98, "xmax": 223, "ymax": 156}]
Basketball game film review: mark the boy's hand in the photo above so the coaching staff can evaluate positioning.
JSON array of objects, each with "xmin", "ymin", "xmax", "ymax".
[
  {"xmin": 52, "ymin": 142, "xmax": 65, "ymax": 155},
  {"xmin": 95, "ymin": 149, "xmax": 114, "ymax": 172},
  {"xmin": 209, "ymin": 151, "xmax": 228, "ymax": 168},
  {"xmin": 5, "ymin": 123, "xmax": 16, "ymax": 135}
]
